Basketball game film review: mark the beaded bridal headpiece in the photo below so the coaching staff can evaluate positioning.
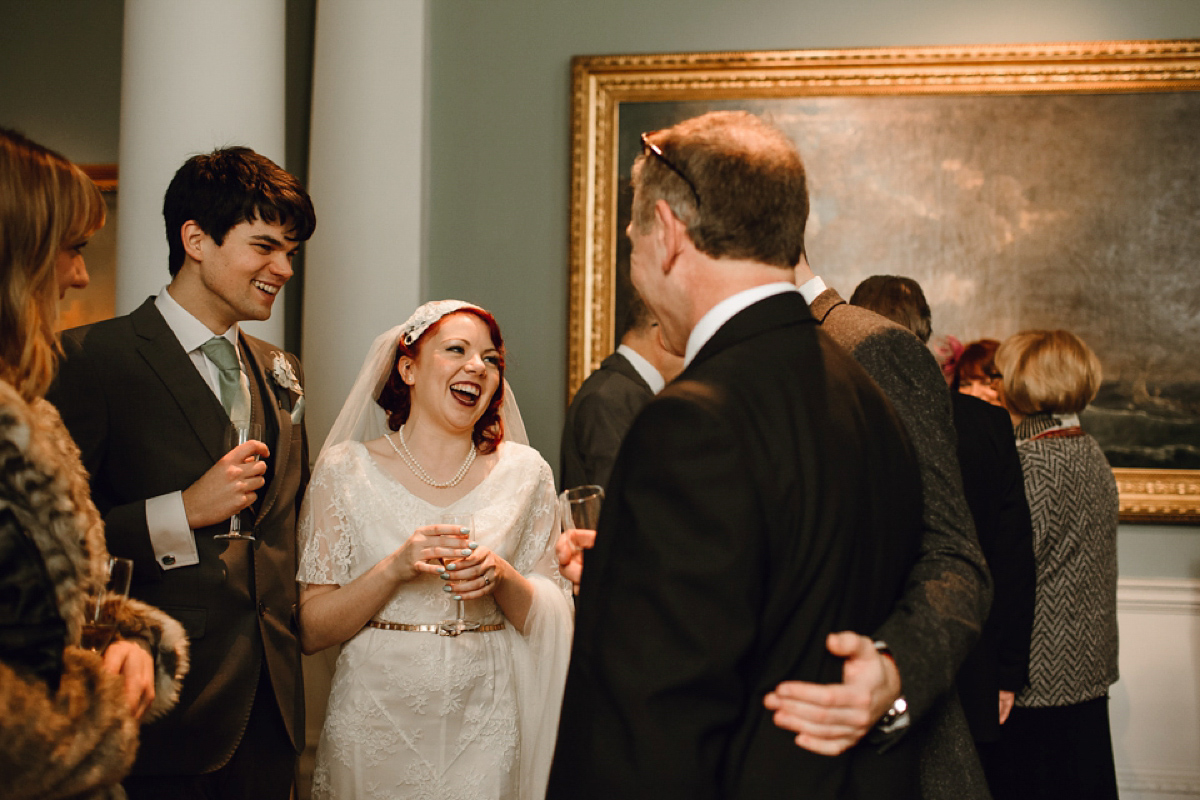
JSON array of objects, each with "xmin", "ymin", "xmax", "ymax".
[{"xmin": 399, "ymin": 299, "xmax": 484, "ymax": 346}]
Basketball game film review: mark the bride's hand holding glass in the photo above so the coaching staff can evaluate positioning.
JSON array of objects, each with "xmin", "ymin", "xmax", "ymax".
[
  {"xmin": 439, "ymin": 542, "xmax": 503, "ymax": 602},
  {"xmin": 388, "ymin": 523, "xmax": 474, "ymax": 582}
]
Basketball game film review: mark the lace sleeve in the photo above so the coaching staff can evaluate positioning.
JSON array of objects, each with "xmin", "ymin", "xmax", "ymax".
[
  {"xmin": 508, "ymin": 456, "xmax": 561, "ymax": 579},
  {"xmin": 297, "ymin": 444, "xmax": 358, "ymax": 586}
]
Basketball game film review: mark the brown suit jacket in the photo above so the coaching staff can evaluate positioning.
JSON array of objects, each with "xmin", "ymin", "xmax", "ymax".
[{"xmin": 49, "ymin": 297, "xmax": 308, "ymax": 776}]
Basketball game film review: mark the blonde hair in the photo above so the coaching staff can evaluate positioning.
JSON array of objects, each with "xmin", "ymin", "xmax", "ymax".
[
  {"xmin": 0, "ymin": 128, "xmax": 105, "ymax": 400},
  {"xmin": 995, "ymin": 329, "xmax": 1102, "ymax": 416}
]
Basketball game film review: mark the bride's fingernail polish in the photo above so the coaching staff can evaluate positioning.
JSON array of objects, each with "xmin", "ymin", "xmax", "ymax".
[
  {"xmin": 440, "ymin": 572, "xmax": 450, "ymax": 580},
  {"xmin": 459, "ymin": 526, "xmax": 470, "ymax": 534},
  {"xmin": 446, "ymin": 563, "xmax": 457, "ymax": 571},
  {"xmin": 442, "ymin": 585, "xmax": 452, "ymax": 593},
  {"xmin": 468, "ymin": 542, "xmax": 479, "ymax": 550},
  {"xmin": 453, "ymin": 595, "xmax": 462, "ymax": 601},
  {"xmin": 460, "ymin": 548, "xmax": 472, "ymax": 557}
]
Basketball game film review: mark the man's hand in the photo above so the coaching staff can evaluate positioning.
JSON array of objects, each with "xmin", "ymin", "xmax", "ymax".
[
  {"xmin": 555, "ymin": 528, "xmax": 596, "ymax": 594},
  {"xmin": 763, "ymin": 631, "xmax": 902, "ymax": 756},
  {"xmin": 181, "ymin": 439, "xmax": 269, "ymax": 529},
  {"xmin": 102, "ymin": 640, "xmax": 155, "ymax": 720}
]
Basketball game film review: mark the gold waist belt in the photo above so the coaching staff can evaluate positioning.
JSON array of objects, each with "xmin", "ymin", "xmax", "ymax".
[{"xmin": 367, "ymin": 619, "xmax": 505, "ymax": 635}]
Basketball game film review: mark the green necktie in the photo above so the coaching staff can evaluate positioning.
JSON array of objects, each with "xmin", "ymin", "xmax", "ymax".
[{"xmin": 200, "ymin": 336, "xmax": 249, "ymax": 421}]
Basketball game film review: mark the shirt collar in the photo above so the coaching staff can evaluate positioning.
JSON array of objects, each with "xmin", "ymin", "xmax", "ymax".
[
  {"xmin": 683, "ymin": 282, "xmax": 798, "ymax": 368},
  {"xmin": 796, "ymin": 274, "xmax": 828, "ymax": 305},
  {"xmin": 155, "ymin": 286, "xmax": 239, "ymax": 353},
  {"xmin": 616, "ymin": 343, "xmax": 666, "ymax": 394}
]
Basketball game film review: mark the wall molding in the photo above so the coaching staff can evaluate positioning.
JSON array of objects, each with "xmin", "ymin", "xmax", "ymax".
[
  {"xmin": 1118, "ymin": 578, "xmax": 1200, "ymax": 615},
  {"xmin": 1118, "ymin": 765, "xmax": 1200, "ymax": 798}
]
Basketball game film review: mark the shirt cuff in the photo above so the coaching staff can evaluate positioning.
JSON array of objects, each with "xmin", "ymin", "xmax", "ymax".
[{"xmin": 145, "ymin": 492, "xmax": 200, "ymax": 570}]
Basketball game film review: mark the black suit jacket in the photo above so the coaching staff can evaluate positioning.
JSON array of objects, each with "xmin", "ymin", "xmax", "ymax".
[
  {"xmin": 560, "ymin": 351, "xmax": 654, "ymax": 490},
  {"xmin": 549, "ymin": 292, "xmax": 923, "ymax": 799},
  {"xmin": 951, "ymin": 393, "xmax": 1035, "ymax": 742},
  {"xmin": 48, "ymin": 298, "xmax": 308, "ymax": 775}
]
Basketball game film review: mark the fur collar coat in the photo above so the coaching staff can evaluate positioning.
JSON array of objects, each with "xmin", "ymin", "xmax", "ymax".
[{"xmin": 0, "ymin": 378, "xmax": 188, "ymax": 800}]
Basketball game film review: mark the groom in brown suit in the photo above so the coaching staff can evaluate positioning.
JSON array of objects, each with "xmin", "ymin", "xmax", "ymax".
[{"xmin": 49, "ymin": 147, "xmax": 315, "ymax": 799}]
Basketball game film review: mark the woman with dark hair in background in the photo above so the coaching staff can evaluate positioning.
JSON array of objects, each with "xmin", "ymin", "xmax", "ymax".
[
  {"xmin": 0, "ymin": 127, "xmax": 187, "ymax": 799},
  {"xmin": 989, "ymin": 329, "xmax": 1120, "ymax": 800},
  {"xmin": 296, "ymin": 300, "xmax": 572, "ymax": 800},
  {"xmin": 953, "ymin": 339, "xmax": 1004, "ymax": 406}
]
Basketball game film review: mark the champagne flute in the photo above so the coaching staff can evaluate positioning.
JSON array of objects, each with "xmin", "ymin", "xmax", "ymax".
[
  {"xmin": 81, "ymin": 557, "xmax": 133, "ymax": 651},
  {"xmin": 559, "ymin": 485, "xmax": 604, "ymax": 595},
  {"xmin": 216, "ymin": 422, "xmax": 263, "ymax": 541},
  {"xmin": 439, "ymin": 512, "xmax": 481, "ymax": 635},
  {"xmin": 559, "ymin": 484, "xmax": 604, "ymax": 532}
]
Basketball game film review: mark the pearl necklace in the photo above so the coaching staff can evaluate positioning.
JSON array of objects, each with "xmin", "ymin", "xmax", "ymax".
[{"xmin": 387, "ymin": 426, "xmax": 477, "ymax": 488}]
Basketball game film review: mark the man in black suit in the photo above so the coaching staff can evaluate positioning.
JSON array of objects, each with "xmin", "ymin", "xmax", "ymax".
[
  {"xmin": 49, "ymin": 147, "xmax": 315, "ymax": 799},
  {"xmin": 548, "ymin": 111, "xmax": 924, "ymax": 799},
  {"xmin": 560, "ymin": 289, "xmax": 681, "ymax": 490}
]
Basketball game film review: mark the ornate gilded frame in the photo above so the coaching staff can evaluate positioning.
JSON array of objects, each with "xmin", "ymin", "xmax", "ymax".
[{"xmin": 567, "ymin": 40, "xmax": 1200, "ymax": 524}]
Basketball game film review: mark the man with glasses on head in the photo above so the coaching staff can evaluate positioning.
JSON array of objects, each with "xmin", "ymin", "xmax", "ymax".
[{"xmin": 548, "ymin": 111, "xmax": 924, "ymax": 799}]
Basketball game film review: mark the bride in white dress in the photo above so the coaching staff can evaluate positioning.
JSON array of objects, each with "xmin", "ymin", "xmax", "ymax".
[{"xmin": 297, "ymin": 300, "xmax": 573, "ymax": 800}]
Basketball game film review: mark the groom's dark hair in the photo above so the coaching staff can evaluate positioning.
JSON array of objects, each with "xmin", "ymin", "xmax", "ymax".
[{"xmin": 163, "ymin": 146, "xmax": 316, "ymax": 276}]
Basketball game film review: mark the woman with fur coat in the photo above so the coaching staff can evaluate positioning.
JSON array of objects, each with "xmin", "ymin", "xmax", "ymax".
[{"xmin": 0, "ymin": 127, "xmax": 188, "ymax": 799}]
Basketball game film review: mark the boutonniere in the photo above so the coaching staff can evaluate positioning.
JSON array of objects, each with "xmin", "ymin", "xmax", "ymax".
[{"xmin": 270, "ymin": 352, "xmax": 305, "ymax": 424}]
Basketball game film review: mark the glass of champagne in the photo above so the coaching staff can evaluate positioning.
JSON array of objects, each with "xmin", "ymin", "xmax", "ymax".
[
  {"xmin": 216, "ymin": 422, "xmax": 263, "ymax": 541},
  {"xmin": 560, "ymin": 484, "xmax": 604, "ymax": 533},
  {"xmin": 559, "ymin": 485, "xmax": 604, "ymax": 595},
  {"xmin": 439, "ymin": 512, "xmax": 481, "ymax": 635},
  {"xmin": 81, "ymin": 557, "xmax": 133, "ymax": 652}
]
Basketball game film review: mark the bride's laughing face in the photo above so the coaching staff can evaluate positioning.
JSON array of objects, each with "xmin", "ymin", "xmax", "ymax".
[{"xmin": 400, "ymin": 313, "xmax": 501, "ymax": 433}]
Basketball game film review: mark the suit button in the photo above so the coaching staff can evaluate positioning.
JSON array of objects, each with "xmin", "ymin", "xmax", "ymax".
[
  {"xmin": 161, "ymin": 555, "xmax": 176, "ymax": 566},
  {"xmin": 258, "ymin": 601, "xmax": 267, "ymax": 617}
]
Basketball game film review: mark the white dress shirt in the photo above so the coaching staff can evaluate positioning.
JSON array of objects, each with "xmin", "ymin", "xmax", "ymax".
[
  {"xmin": 145, "ymin": 287, "xmax": 242, "ymax": 570},
  {"xmin": 616, "ymin": 343, "xmax": 666, "ymax": 395},
  {"xmin": 682, "ymin": 282, "xmax": 799, "ymax": 369}
]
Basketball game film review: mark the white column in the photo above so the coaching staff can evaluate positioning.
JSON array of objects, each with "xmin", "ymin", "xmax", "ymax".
[
  {"xmin": 118, "ymin": 0, "xmax": 288, "ymax": 344},
  {"xmin": 302, "ymin": 0, "xmax": 427, "ymax": 451}
]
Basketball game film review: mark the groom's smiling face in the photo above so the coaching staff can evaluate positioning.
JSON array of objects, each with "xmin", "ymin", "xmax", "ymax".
[{"xmin": 181, "ymin": 216, "xmax": 301, "ymax": 333}]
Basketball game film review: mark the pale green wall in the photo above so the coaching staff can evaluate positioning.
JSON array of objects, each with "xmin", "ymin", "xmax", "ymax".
[
  {"xmin": 426, "ymin": 0, "xmax": 1200, "ymax": 459},
  {"xmin": 426, "ymin": 0, "xmax": 1200, "ymax": 579},
  {"xmin": 3, "ymin": 0, "xmax": 1198, "ymax": 575}
]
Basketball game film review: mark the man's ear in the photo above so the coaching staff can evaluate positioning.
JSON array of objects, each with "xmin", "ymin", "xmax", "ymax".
[
  {"xmin": 180, "ymin": 220, "xmax": 208, "ymax": 263},
  {"xmin": 654, "ymin": 199, "xmax": 687, "ymax": 272}
]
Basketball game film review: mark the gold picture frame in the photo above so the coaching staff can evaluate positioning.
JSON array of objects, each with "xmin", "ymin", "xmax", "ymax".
[{"xmin": 567, "ymin": 40, "xmax": 1200, "ymax": 524}]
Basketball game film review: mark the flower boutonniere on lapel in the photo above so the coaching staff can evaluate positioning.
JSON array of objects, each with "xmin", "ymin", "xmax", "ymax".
[{"xmin": 270, "ymin": 352, "xmax": 305, "ymax": 425}]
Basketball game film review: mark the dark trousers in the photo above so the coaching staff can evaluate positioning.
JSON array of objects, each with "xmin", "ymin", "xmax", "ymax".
[
  {"xmin": 979, "ymin": 695, "xmax": 1119, "ymax": 800},
  {"xmin": 124, "ymin": 667, "xmax": 296, "ymax": 800}
]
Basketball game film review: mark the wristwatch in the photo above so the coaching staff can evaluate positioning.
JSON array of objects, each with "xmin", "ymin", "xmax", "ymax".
[{"xmin": 872, "ymin": 641, "xmax": 910, "ymax": 735}]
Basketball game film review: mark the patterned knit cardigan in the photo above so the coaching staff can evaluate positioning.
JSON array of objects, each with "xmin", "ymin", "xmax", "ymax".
[
  {"xmin": 0, "ymin": 379, "xmax": 189, "ymax": 799},
  {"xmin": 1014, "ymin": 413, "xmax": 1119, "ymax": 708}
]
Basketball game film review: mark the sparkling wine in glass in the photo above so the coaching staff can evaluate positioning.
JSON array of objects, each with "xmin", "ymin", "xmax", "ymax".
[
  {"xmin": 559, "ymin": 485, "xmax": 604, "ymax": 595},
  {"xmin": 559, "ymin": 484, "xmax": 604, "ymax": 532},
  {"xmin": 439, "ymin": 512, "xmax": 481, "ymax": 635},
  {"xmin": 81, "ymin": 557, "xmax": 133, "ymax": 651},
  {"xmin": 216, "ymin": 422, "xmax": 263, "ymax": 541}
]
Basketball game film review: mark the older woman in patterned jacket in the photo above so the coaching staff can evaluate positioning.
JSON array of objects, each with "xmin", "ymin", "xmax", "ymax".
[
  {"xmin": 988, "ymin": 329, "xmax": 1119, "ymax": 800},
  {"xmin": 1, "ymin": 128, "xmax": 188, "ymax": 799}
]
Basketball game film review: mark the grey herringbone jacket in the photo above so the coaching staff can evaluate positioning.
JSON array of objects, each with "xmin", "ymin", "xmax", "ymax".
[{"xmin": 1015, "ymin": 414, "xmax": 1119, "ymax": 708}]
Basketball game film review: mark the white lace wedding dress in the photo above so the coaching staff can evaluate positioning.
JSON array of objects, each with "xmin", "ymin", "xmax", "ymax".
[{"xmin": 298, "ymin": 439, "xmax": 573, "ymax": 800}]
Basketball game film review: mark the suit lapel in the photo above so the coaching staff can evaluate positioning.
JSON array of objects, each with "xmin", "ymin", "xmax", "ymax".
[
  {"xmin": 605, "ymin": 352, "xmax": 653, "ymax": 394},
  {"xmin": 241, "ymin": 335, "xmax": 291, "ymax": 526},
  {"xmin": 130, "ymin": 299, "xmax": 228, "ymax": 463}
]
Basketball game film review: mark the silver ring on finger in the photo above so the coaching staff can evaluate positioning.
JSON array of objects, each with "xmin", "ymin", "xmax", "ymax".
[{"xmin": 484, "ymin": 575, "xmax": 491, "ymax": 585}]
